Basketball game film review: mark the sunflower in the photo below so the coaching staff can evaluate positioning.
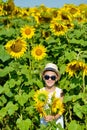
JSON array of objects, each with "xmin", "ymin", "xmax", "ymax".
[
  {"xmin": 5, "ymin": 38, "xmax": 27, "ymax": 59},
  {"xmin": 50, "ymin": 20, "xmax": 68, "ymax": 36},
  {"xmin": 66, "ymin": 61, "xmax": 78, "ymax": 76},
  {"xmin": 34, "ymin": 90, "xmax": 64, "ymax": 116},
  {"xmin": 34, "ymin": 102, "xmax": 46, "ymax": 117},
  {"xmin": 51, "ymin": 97, "xmax": 64, "ymax": 115},
  {"xmin": 41, "ymin": 30, "xmax": 51, "ymax": 39},
  {"xmin": 67, "ymin": 5, "xmax": 81, "ymax": 17},
  {"xmin": 31, "ymin": 44, "xmax": 46, "ymax": 60},
  {"xmin": 20, "ymin": 25, "xmax": 35, "ymax": 39},
  {"xmin": 34, "ymin": 90, "xmax": 48, "ymax": 105},
  {"xmin": 34, "ymin": 90, "xmax": 49, "ymax": 116},
  {"xmin": 57, "ymin": 9, "xmax": 72, "ymax": 22},
  {"xmin": 66, "ymin": 60, "xmax": 87, "ymax": 77}
]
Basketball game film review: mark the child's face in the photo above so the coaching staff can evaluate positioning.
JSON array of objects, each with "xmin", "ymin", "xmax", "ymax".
[{"xmin": 43, "ymin": 71, "xmax": 58, "ymax": 88}]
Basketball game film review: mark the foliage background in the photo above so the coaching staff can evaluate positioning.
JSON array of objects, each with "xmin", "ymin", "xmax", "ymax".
[{"xmin": 0, "ymin": 0, "xmax": 87, "ymax": 130}]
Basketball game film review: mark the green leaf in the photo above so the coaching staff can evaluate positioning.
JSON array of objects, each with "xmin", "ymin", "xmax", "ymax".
[
  {"xmin": 64, "ymin": 94, "xmax": 73, "ymax": 103},
  {"xmin": 15, "ymin": 93, "xmax": 29, "ymax": 106},
  {"xmin": 0, "ymin": 107, "xmax": 7, "ymax": 120},
  {"xmin": 65, "ymin": 51, "xmax": 77, "ymax": 61},
  {"xmin": 60, "ymin": 64, "xmax": 66, "ymax": 74},
  {"xmin": 16, "ymin": 118, "xmax": 32, "ymax": 130},
  {"xmin": 81, "ymin": 104, "xmax": 87, "ymax": 114},
  {"xmin": 0, "ymin": 95, "xmax": 7, "ymax": 106},
  {"xmin": 68, "ymin": 120, "xmax": 84, "ymax": 130},
  {"xmin": 0, "ymin": 0, "xmax": 3, "ymax": 4},
  {"xmin": 0, "ymin": 45, "xmax": 10, "ymax": 62},
  {"xmin": 0, "ymin": 66, "xmax": 13, "ymax": 77},
  {"xmin": 3, "ymin": 82, "xmax": 13, "ymax": 97},
  {"xmin": 46, "ymin": 37, "xmax": 56, "ymax": 44},
  {"xmin": 26, "ymin": 106, "xmax": 35, "ymax": 115},
  {"xmin": 6, "ymin": 101, "xmax": 18, "ymax": 116},
  {"xmin": 8, "ymin": 79, "xmax": 16, "ymax": 88},
  {"xmin": 73, "ymin": 103, "xmax": 83, "ymax": 119},
  {"xmin": 28, "ymin": 89, "xmax": 35, "ymax": 98},
  {"xmin": 33, "ymin": 79, "xmax": 44, "ymax": 88},
  {"xmin": 0, "ymin": 85, "xmax": 4, "ymax": 94}
]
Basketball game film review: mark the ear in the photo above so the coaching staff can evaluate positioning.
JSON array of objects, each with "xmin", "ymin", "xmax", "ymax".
[
  {"xmin": 56, "ymin": 75, "xmax": 60, "ymax": 81},
  {"xmin": 55, "ymin": 78, "xmax": 58, "ymax": 82}
]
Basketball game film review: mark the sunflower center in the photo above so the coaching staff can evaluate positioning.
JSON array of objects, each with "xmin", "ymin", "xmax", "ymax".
[
  {"xmin": 35, "ymin": 49, "xmax": 42, "ymax": 56},
  {"xmin": 38, "ymin": 94, "xmax": 46, "ymax": 102},
  {"xmin": 11, "ymin": 40, "xmax": 22, "ymax": 52},
  {"xmin": 55, "ymin": 24, "xmax": 64, "ymax": 31},
  {"xmin": 25, "ymin": 28, "xmax": 31, "ymax": 35},
  {"xmin": 44, "ymin": 32, "xmax": 50, "ymax": 37},
  {"xmin": 70, "ymin": 8, "xmax": 77, "ymax": 14},
  {"xmin": 62, "ymin": 14, "xmax": 69, "ymax": 21}
]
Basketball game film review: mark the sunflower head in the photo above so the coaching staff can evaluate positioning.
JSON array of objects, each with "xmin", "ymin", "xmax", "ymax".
[
  {"xmin": 5, "ymin": 38, "xmax": 27, "ymax": 59},
  {"xmin": 66, "ymin": 60, "xmax": 87, "ymax": 77},
  {"xmin": 20, "ymin": 25, "xmax": 35, "ymax": 39},
  {"xmin": 51, "ymin": 97, "xmax": 64, "ymax": 115},
  {"xmin": 34, "ymin": 102, "xmax": 47, "ymax": 117},
  {"xmin": 31, "ymin": 44, "xmax": 47, "ymax": 60},
  {"xmin": 50, "ymin": 20, "xmax": 68, "ymax": 36},
  {"xmin": 41, "ymin": 30, "xmax": 51, "ymax": 39},
  {"xmin": 34, "ymin": 90, "xmax": 48, "ymax": 104}
]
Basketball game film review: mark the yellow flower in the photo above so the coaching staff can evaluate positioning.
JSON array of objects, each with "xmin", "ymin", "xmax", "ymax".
[
  {"xmin": 66, "ymin": 60, "xmax": 87, "ymax": 77},
  {"xmin": 20, "ymin": 25, "xmax": 35, "ymax": 39},
  {"xmin": 31, "ymin": 44, "xmax": 46, "ymax": 60},
  {"xmin": 41, "ymin": 30, "xmax": 51, "ymax": 39},
  {"xmin": 57, "ymin": 10, "xmax": 72, "ymax": 23},
  {"xmin": 34, "ymin": 90, "xmax": 48, "ymax": 104},
  {"xmin": 34, "ymin": 90, "xmax": 64, "ymax": 116},
  {"xmin": 50, "ymin": 20, "xmax": 68, "ymax": 36},
  {"xmin": 63, "ymin": 4, "xmax": 81, "ymax": 17},
  {"xmin": 51, "ymin": 97, "xmax": 64, "ymax": 115},
  {"xmin": 5, "ymin": 38, "xmax": 27, "ymax": 59},
  {"xmin": 34, "ymin": 102, "xmax": 46, "ymax": 117}
]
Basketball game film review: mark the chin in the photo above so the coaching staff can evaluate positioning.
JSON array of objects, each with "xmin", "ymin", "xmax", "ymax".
[{"xmin": 47, "ymin": 84, "xmax": 54, "ymax": 88}]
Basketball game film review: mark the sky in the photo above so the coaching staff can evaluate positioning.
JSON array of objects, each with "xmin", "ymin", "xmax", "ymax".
[{"xmin": 14, "ymin": 0, "xmax": 87, "ymax": 8}]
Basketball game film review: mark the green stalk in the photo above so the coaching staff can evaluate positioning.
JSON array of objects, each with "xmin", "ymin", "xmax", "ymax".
[
  {"xmin": 27, "ymin": 42, "xmax": 33, "ymax": 79},
  {"xmin": 82, "ymin": 73, "xmax": 85, "ymax": 93}
]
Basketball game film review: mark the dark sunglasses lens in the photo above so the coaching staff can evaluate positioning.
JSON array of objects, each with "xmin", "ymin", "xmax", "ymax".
[
  {"xmin": 51, "ymin": 76, "xmax": 56, "ymax": 80},
  {"xmin": 44, "ymin": 75, "xmax": 49, "ymax": 80},
  {"xmin": 44, "ymin": 75, "xmax": 56, "ymax": 80}
]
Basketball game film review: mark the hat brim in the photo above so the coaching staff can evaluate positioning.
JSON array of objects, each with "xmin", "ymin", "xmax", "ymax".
[{"xmin": 42, "ymin": 67, "xmax": 61, "ymax": 79}]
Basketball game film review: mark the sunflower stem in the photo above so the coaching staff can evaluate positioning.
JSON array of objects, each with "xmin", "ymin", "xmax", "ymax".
[
  {"xmin": 82, "ymin": 73, "xmax": 85, "ymax": 93},
  {"xmin": 28, "ymin": 42, "xmax": 32, "ymax": 75}
]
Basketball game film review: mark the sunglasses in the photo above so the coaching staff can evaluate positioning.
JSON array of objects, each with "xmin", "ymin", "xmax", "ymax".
[{"xmin": 44, "ymin": 75, "xmax": 56, "ymax": 80}]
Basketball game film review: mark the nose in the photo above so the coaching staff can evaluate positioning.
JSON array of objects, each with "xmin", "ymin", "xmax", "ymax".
[{"xmin": 49, "ymin": 77, "xmax": 52, "ymax": 80}]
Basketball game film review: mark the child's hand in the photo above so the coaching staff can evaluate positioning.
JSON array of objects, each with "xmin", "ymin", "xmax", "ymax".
[{"xmin": 44, "ymin": 115, "xmax": 54, "ymax": 122}]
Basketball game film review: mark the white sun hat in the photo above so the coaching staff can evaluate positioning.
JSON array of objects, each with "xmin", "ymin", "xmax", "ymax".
[{"xmin": 42, "ymin": 63, "xmax": 61, "ymax": 79}]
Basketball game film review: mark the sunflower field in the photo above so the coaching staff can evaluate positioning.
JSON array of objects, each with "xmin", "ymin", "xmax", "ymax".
[{"xmin": 0, "ymin": 0, "xmax": 87, "ymax": 129}]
